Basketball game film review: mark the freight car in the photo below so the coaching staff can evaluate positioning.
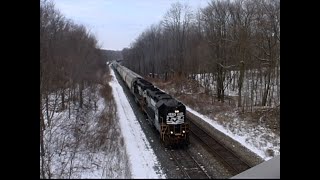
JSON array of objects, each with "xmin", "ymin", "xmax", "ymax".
[{"xmin": 112, "ymin": 62, "xmax": 190, "ymax": 147}]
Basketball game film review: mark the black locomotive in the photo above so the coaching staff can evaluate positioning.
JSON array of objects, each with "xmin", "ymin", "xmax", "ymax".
[{"xmin": 112, "ymin": 62, "xmax": 189, "ymax": 147}]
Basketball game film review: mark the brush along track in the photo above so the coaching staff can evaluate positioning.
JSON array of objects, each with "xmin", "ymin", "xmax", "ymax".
[
  {"xmin": 189, "ymin": 120, "xmax": 251, "ymax": 175},
  {"xmin": 167, "ymin": 148, "xmax": 211, "ymax": 179}
]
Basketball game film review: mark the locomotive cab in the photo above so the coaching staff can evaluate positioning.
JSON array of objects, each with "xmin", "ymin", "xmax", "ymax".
[{"xmin": 156, "ymin": 99, "xmax": 189, "ymax": 146}]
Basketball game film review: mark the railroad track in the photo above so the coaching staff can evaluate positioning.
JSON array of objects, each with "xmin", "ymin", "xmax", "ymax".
[
  {"xmin": 113, "ymin": 65, "xmax": 250, "ymax": 177},
  {"xmin": 167, "ymin": 148, "xmax": 211, "ymax": 179},
  {"xmin": 189, "ymin": 120, "xmax": 251, "ymax": 175}
]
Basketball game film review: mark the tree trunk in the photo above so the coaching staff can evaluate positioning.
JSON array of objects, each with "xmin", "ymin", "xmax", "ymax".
[
  {"xmin": 250, "ymin": 70, "xmax": 254, "ymax": 112},
  {"xmin": 61, "ymin": 89, "xmax": 65, "ymax": 110},
  {"xmin": 68, "ymin": 88, "xmax": 71, "ymax": 119},
  {"xmin": 72, "ymin": 86, "xmax": 76, "ymax": 104},
  {"xmin": 152, "ymin": 63, "xmax": 155, "ymax": 78},
  {"xmin": 238, "ymin": 61, "xmax": 245, "ymax": 107},
  {"xmin": 216, "ymin": 64, "xmax": 225, "ymax": 103},
  {"xmin": 79, "ymin": 81, "xmax": 84, "ymax": 109},
  {"xmin": 40, "ymin": 96, "xmax": 46, "ymax": 179},
  {"xmin": 262, "ymin": 70, "xmax": 271, "ymax": 106},
  {"xmin": 45, "ymin": 94, "xmax": 50, "ymax": 127}
]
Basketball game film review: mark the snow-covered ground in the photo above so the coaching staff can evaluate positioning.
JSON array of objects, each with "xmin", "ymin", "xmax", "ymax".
[
  {"xmin": 41, "ymin": 86, "xmax": 131, "ymax": 178},
  {"xmin": 191, "ymin": 71, "xmax": 280, "ymax": 160},
  {"xmin": 195, "ymin": 69, "xmax": 280, "ymax": 107},
  {"xmin": 41, "ymin": 66, "xmax": 279, "ymax": 178},
  {"xmin": 41, "ymin": 67, "xmax": 166, "ymax": 179},
  {"xmin": 41, "ymin": 68, "xmax": 166, "ymax": 179},
  {"xmin": 109, "ymin": 67, "xmax": 166, "ymax": 179},
  {"xmin": 187, "ymin": 106, "xmax": 279, "ymax": 161},
  {"xmin": 154, "ymin": 81, "xmax": 280, "ymax": 161}
]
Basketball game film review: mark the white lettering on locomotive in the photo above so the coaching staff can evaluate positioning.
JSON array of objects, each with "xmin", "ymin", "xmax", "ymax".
[{"xmin": 166, "ymin": 112, "xmax": 184, "ymax": 124}]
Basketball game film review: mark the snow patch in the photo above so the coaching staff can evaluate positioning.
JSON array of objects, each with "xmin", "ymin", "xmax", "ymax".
[
  {"xmin": 186, "ymin": 106, "xmax": 279, "ymax": 161},
  {"xmin": 109, "ymin": 67, "xmax": 166, "ymax": 179}
]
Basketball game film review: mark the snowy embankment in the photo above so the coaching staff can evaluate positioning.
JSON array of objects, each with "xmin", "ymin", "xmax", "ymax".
[
  {"xmin": 109, "ymin": 67, "xmax": 166, "ymax": 179},
  {"xmin": 191, "ymin": 72, "xmax": 280, "ymax": 160},
  {"xmin": 155, "ymin": 84, "xmax": 279, "ymax": 161},
  {"xmin": 42, "ymin": 85, "xmax": 131, "ymax": 178},
  {"xmin": 187, "ymin": 106, "xmax": 279, "ymax": 161}
]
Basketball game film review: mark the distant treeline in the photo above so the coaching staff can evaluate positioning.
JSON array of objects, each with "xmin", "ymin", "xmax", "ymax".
[
  {"xmin": 40, "ymin": 0, "xmax": 106, "ymax": 97},
  {"xmin": 101, "ymin": 49, "xmax": 123, "ymax": 61},
  {"xmin": 122, "ymin": 0, "xmax": 279, "ymax": 106}
]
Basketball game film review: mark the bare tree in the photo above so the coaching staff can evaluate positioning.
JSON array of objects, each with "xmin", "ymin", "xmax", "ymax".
[
  {"xmin": 40, "ymin": 0, "xmax": 107, "ymax": 177},
  {"xmin": 122, "ymin": 0, "xmax": 279, "ymax": 109},
  {"xmin": 253, "ymin": 0, "xmax": 280, "ymax": 106},
  {"xmin": 162, "ymin": 2, "xmax": 193, "ymax": 77}
]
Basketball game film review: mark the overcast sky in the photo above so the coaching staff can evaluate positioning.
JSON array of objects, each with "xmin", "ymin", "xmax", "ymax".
[{"xmin": 53, "ymin": 0, "xmax": 209, "ymax": 51}]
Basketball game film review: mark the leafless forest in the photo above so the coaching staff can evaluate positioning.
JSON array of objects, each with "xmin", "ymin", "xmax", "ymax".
[
  {"xmin": 123, "ymin": 0, "xmax": 280, "ymax": 110},
  {"xmin": 40, "ymin": 0, "xmax": 280, "ymax": 178},
  {"xmin": 40, "ymin": 0, "xmax": 130, "ymax": 178}
]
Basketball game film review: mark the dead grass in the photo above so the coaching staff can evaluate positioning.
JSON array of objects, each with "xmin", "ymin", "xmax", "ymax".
[
  {"xmin": 238, "ymin": 107, "xmax": 280, "ymax": 136},
  {"xmin": 99, "ymin": 74, "xmax": 113, "ymax": 102}
]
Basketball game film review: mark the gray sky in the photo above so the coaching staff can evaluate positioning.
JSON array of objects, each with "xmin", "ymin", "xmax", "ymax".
[{"xmin": 53, "ymin": 0, "xmax": 209, "ymax": 51}]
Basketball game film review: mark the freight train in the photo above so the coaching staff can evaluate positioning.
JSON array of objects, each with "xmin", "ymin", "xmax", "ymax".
[{"xmin": 112, "ymin": 62, "xmax": 190, "ymax": 147}]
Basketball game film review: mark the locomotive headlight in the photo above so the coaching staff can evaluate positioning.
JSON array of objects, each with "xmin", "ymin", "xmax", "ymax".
[
  {"xmin": 170, "ymin": 131, "xmax": 173, "ymax": 134},
  {"xmin": 182, "ymin": 130, "xmax": 185, "ymax": 133},
  {"xmin": 175, "ymin": 110, "xmax": 179, "ymax": 113}
]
